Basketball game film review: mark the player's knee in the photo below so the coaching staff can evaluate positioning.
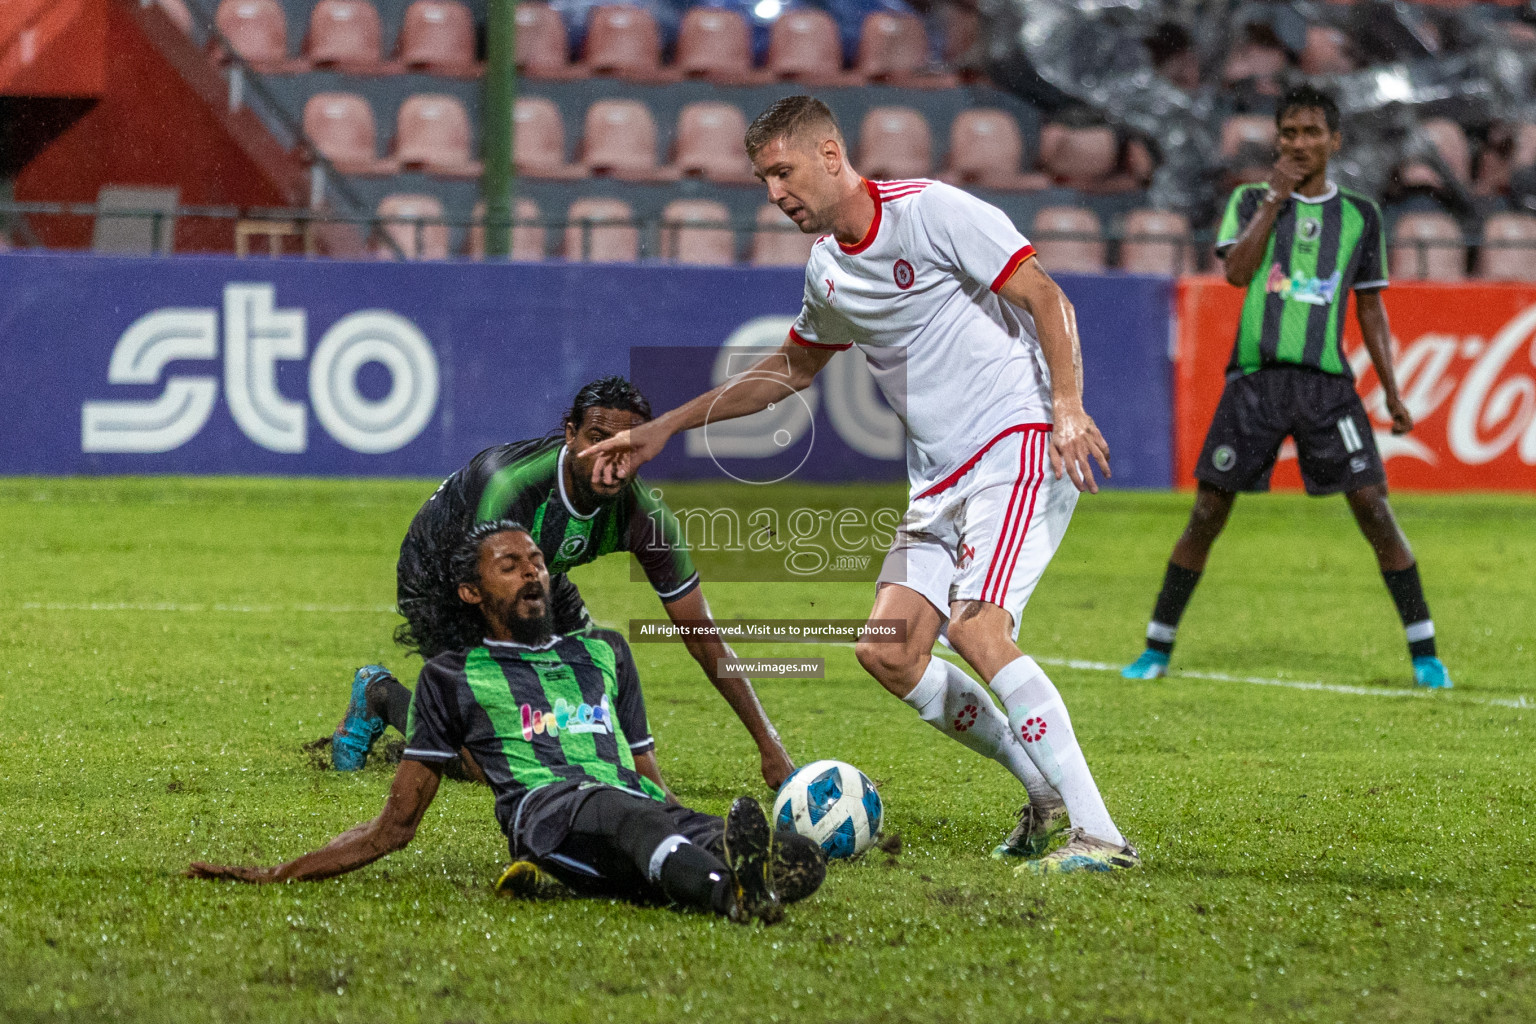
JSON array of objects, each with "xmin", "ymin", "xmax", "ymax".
[{"xmin": 855, "ymin": 636, "xmax": 914, "ymax": 689}]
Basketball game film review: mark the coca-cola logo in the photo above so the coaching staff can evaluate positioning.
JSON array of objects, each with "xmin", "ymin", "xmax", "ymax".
[{"xmin": 1346, "ymin": 303, "xmax": 1536, "ymax": 467}]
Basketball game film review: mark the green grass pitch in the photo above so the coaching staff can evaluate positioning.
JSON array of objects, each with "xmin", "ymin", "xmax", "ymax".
[{"xmin": 1, "ymin": 477, "xmax": 1534, "ymax": 1023}]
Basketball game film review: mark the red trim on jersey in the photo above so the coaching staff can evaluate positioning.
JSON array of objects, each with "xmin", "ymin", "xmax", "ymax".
[
  {"xmin": 838, "ymin": 178, "xmax": 883, "ymax": 255},
  {"xmin": 789, "ymin": 326, "xmax": 852, "ymax": 351},
  {"xmin": 911, "ymin": 423, "xmax": 1051, "ymax": 501},
  {"xmin": 879, "ymin": 189, "xmax": 927, "ymax": 202},
  {"xmin": 991, "ymin": 431, "xmax": 1048, "ymax": 605},
  {"xmin": 989, "ymin": 244, "xmax": 1036, "ymax": 293}
]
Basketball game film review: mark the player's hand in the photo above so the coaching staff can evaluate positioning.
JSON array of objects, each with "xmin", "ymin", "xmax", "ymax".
[
  {"xmin": 1049, "ymin": 406, "xmax": 1111, "ymax": 493},
  {"xmin": 185, "ymin": 862, "xmax": 280, "ymax": 883},
  {"xmin": 1270, "ymin": 154, "xmax": 1306, "ymax": 198},
  {"xmin": 1386, "ymin": 395, "xmax": 1414, "ymax": 435},
  {"xmin": 760, "ymin": 747, "xmax": 795, "ymax": 791},
  {"xmin": 580, "ymin": 421, "xmax": 668, "ymax": 488}
]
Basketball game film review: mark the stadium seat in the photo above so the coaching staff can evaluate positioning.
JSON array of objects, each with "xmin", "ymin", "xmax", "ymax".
[
  {"xmin": 564, "ymin": 197, "xmax": 639, "ymax": 262},
  {"xmin": 940, "ymin": 108, "xmax": 1048, "ymax": 191},
  {"xmin": 303, "ymin": 93, "xmax": 396, "ymax": 176},
  {"xmin": 1219, "ymin": 115, "xmax": 1276, "ymax": 159},
  {"xmin": 398, "ymin": 0, "xmax": 479, "ymax": 75},
  {"xmin": 1390, "ymin": 213, "xmax": 1465, "ymax": 281},
  {"xmin": 374, "ymin": 194, "xmax": 449, "ymax": 260},
  {"xmin": 580, "ymin": 5, "xmax": 674, "ymax": 82},
  {"xmin": 858, "ymin": 106, "xmax": 931, "ymax": 181},
  {"xmin": 676, "ymin": 7, "xmax": 761, "ymax": 84},
  {"xmin": 766, "ymin": 9, "xmax": 852, "ymax": 85},
  {"xmin": 214, "ymin": 0, "xmax": 300, "ymax": 72},
  {"xmin": 467, "ymin": 198, "xmax": 547, "ymax": 260},
  {"xmin": 516, "ymin": 2, "xmax": 580, "ymax": 78},
  {"xmin": 393, "ymin": 94, "xmax": 482, "ymax": 178},
  {"xmin": 1030, "ymin": 206, "xmax": 1105, "ymax": 273},
  {"xmin": 578, "ymin": 99, "xmax": 675, "ymax": 181},
  {"xmin": 1038, "ymin": 123, "xmax": 1118, "ymax": 190},
  {"xmin": 305, "ymin": 0, "xmax": 387, "ymax": 74},
  {"xmin": 155, "ymin": 0, "xmax": 195, "ymax": 35},
  {"xmin": 514, "ymin": 97, "xmax": 584, "ymax": 180},
  {"xmin": 671, "ymin": 102, "xmax": 755, "ymax": 184},
  {"xmin": 751, "ymin": 203, "xmax": 818, "ymax": 266},
  {"xmin": 1477, "ymin": 213, "xmax": 1536, "ymax": 281},
  {"xmin": 1300, "ymin": 25, "xmax": 1354, "ymax": 75},
  {"xmin": 660, "ymin": 199, "xmax": 736, "ymax": 265},
  {"xmin": 853, "ymin": 12, "xmax": 953, "ymax": 87},
  {"xmin": 1475, "ymin": 121, "xmax": 1536, "ymax": 197},
  {"xmin": 1399, "ymin": 118, "xmax": 1473, "ymax": 190},
  {"xmin": 1119, "ymin": 209, "xmax": 1192, "ymax": 275}
]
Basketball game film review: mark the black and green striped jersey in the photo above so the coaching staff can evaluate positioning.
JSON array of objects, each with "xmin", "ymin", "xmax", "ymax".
[
  {"xmin": 402, "ymin": 628, "xmax": 664, "ymax": 838},
  {"xmin": 412, "ymin": 436, "xmax": 698, "ymax": 602},
  {"xmin": 1214, "ymin": 182, "xmax": 1388, "ymax": 379}
]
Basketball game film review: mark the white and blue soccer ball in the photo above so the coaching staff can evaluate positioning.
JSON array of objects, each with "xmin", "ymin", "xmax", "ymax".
[{"xmin": 771, "ymin": 759, "xmax": 883, "ymax": 859}]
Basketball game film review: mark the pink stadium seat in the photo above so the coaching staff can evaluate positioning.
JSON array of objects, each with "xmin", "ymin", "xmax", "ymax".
[
  {"xmin": 305, "ymin": 0, "xmax": 386, "ymax": 73},
  {"xmin": 1300, "ymin": 25, "xmax": 1354, "ymax": 75},
  {"xmin": 858, "ymin": 107, "xmax": 932, "ymax": 181},
  {"xmin": 671, "ymin": 102, "xmax": 755, "ymax": 184},
  {"xmin": 214, "ymin": 0, "xmax": 299, "ymax": 72},
  {"xmin": 766, "ymin": 9, "xmax": 851, "ymax": 85},
  {"xmin": 940, "ymin": 108, "xmax": 1048, "ymax": 191},
  {"xmin": 564, "ymin": 197, "xmax": 639, "ymax": 262},
  {"xmin": 1399, "ymin": 118, "xmax": 1473, "ymax": 189},
  {"xmin": 468, "ymin": 198, "xmax": 546, "ymax": 261},
  {"xmin": 514, "ymin": 97, "xmax": 584, "ymax": 180},
  {"xmin": 1038, "ymin": 124, "xmax": 1118, "ymax": 190},
  {"xmin": 393, "ymin": 94, "xmax": 481, "ymax": 177},
  {"xmin": 1219, "ymin": 115, "xmax": 1276, "ymax": 159},
  {"xmin": 660, "ymin": 199, "xmax": 736, "ymax": 265},
  {"xmin": 1031, "ymin": 206, "xmax": 1105, "ymax": 273},
  {"xmin": 578, "ymin": 99, "xmax": 675, "ymax": 181},
  {"xmin": 155, "ymin": 0, "xmax": 195, "ymax": 35},
  {"xmin": 303, "ymin": 93, "xmax": 395, "ymax": 175},
  {"xmin": 855, "ymin": 12, "xmax": 953, "ymax": 87},
  {"xmin": 676, "ymin": 8, "xmax": 760, "ymax": 84},
  {"xmin": 1390, "ymin": 213, "xmax": 1465, "ymax": 281},
  {"xmin": 580, "ymin": 5, "xmax": 674, "ymax": 82},
  {"xmin": 515, "ymin": 2, "xmax": 578, "ymax": 79},
  {"xmin": 751, "ymin": 203, "xmax": 817, "ymax": 266},
  {"xmin": 1477, "ymin": 213, "xmax": 1536, "ymax": 281},
  {"xmin": 398, "ymin": 0, "xmax": 478, "ymax": 75},
  {"xmin": 375, "ymin": 194, "xmax": 449, "ymax": 260},
  {"xmin": 1120, "ymin": 209, "xmax": 1192, "ymax": 275}
]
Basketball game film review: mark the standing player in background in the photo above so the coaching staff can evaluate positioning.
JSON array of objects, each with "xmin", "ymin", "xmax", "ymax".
[
  {"xmin": 1121, "ymin": 85, "xmax": 1452, "ymax": 689},
  {"xmin": 583, "ymin": 96, "xmax": 1137, "ymax": 874},
  {"xmin": 331, "ymin": 377, "xmax": 795, "ymax": 790}
]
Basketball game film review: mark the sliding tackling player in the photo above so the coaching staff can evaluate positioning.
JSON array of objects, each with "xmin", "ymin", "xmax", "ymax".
[{"xmin": 584, "ymin": 97, "xmax": 1136, "ymax": 874}]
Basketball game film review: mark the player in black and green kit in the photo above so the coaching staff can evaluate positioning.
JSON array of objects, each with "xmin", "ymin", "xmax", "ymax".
[
  {"xmin": 1122, "ymin": 84, "xmax": 1452, "ymax": 689},
  {"xmin": 331, "ymin": 377, "xmax": 795, "ymax": 787},
  {"xmin": 192, "ymin": 522, "xmax": 824, "ymax": 923}
]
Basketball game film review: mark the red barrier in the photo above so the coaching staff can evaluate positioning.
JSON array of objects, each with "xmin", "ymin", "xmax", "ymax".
[{"xmin": 1175, "ymin": 277, "xmax": 1536, "ymax": 491}]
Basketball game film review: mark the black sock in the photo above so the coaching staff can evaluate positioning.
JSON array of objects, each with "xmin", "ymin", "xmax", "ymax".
[
  {"xmin": 1146, "ymin": 562, "xmax": 1203, "ymax": 654},
  {"xmin": 365, "ymin": 674, "xmax": 412, "ymax": 734},
  {"xmin": 657, "ymin": 842, "xmax": 734, "ymax": 916},
  {"xmin": 1382, "ymin": 563, "xmax": 1437, "ymax": 659}
]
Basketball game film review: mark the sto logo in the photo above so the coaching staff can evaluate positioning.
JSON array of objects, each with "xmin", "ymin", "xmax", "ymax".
[
  {"xmin": 1020, "ymin": 717, "xmax": 1047, "ymax": 742},
  {"xmin": 824, "ymin": 278, "xmax": 835, "ymax": 300},
  {"xmin": 952, "ymin": 702, "xmax": 979, "ymax": 732}
]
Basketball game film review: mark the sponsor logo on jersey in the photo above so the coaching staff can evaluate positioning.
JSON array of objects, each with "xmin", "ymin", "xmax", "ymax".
[
  {"xmin": 557, "ymin": 534, "xmax": 588, "ymax": 562},
  {"xmin": 893, "ymin": 259, "xmax": 915, "ymax": 290},
  {"xmin": 1266, "ymin": 264, "xmax": 1342, "ymax": 306},
  {"xmin": 520, "ymin": 695, "xmax": 614, "ymax": 741},
  {"xmin": 1298, "ymin": 216, "xmax": 1322, "ymax": 242}
]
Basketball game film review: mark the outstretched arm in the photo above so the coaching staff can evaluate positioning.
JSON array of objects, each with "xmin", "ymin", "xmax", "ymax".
[
  {"xmin": 664, "ymin": 586, "xmax": 794, "ymax": 789},
  {"xmin": 1356, "ymin": 290, "xmax": 1412, "ymax": 435},
  {"xmin": 582, "ymin": 337, "xmax": 836, "ymax": 489},
  {"xmin": 998, "ymin": 257, "xmax": 1111, "ymax": 493},
  {"xmin": 187, "ymin": 759, "xmax": 442, "ymax": 883}
]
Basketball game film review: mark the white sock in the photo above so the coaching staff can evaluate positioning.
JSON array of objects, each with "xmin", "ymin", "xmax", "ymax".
[
  {"xmin": 988, "ymin": 655, "xmax": 1124, "ymax": 846},
  {"xmin": 903, "ymin": 656, "xmax": 1060, "ymax": 806}
]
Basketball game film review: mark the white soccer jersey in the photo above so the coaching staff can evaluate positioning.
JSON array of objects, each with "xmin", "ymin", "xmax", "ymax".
[{"xmin": 790, "ymin": 178, "xmax": 1051, "ymax": 496}]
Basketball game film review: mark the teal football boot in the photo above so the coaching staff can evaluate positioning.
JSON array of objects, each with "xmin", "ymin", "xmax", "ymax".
[
  {"xmin": 1413, "ymin": 656, "xmax": 1453, "ymax": 689},
  {"xmin": 331, "ymin": 665, "xmax": 391, "ymax": 770},
  {"xmin": 1120, "ymin": 649, "xmax": 1169, "ymax": 679}
]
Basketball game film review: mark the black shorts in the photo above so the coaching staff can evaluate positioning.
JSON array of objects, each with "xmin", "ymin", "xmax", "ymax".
[
  {"xmin": 515, "ymin": 784, "xmax": 724, "ymax": 901},
  {"xmin": 1195, "ymin": 366, "xmax": 1387, "ymax": 496}
]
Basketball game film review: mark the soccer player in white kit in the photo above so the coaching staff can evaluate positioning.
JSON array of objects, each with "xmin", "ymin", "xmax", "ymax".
[{"xmin": 584, "ymin": 96, "xmax": 1137, "ymax": 873}]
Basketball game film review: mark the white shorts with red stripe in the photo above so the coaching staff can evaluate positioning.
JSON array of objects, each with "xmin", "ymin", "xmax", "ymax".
[{"xmin": 875, "ymin": 424, "xmax": 1077, "ymax": 640}]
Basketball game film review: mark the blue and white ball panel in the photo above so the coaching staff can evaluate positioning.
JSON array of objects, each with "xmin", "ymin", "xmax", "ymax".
[{"xmin": 771, "ymin": 759, "xmax": 883, "ymax": 859}]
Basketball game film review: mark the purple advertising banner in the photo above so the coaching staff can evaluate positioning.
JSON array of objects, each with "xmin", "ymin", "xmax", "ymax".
[{"xmin": 0, "ymin": 252, "xmax": 1171, "ymax": 486}]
